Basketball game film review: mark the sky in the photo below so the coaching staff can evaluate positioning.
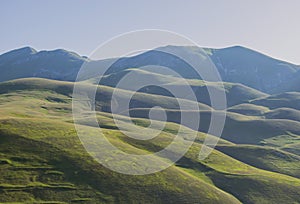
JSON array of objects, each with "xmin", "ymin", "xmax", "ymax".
[{"xmin": 1, "ymin": 0, "xmax": 300, "ymax": 64}]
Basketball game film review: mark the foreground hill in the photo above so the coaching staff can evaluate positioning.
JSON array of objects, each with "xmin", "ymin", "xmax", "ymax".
[
  {"xmin": 0, "ymin": 78, "xmax": 300, "ymax": 203},
  {"xmin": 0, "ymin": 120, "xmax": 242, "ymax": 203}
]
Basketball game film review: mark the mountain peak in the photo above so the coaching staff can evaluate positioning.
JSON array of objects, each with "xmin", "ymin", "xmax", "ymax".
[
  {"xmin": 0, "ymin": 46, "xmax": 37, "ymax": 62},
  {"xmin": 10, "ymin": 46, "xmax": 37, "ymax": 55},
  {"xmin": 35, "ymin": 48, "xmax": 89, "ymax": 62},
  {"xmin": 224, "ymin": 45, "xmax": 246, "ymax": 49}
]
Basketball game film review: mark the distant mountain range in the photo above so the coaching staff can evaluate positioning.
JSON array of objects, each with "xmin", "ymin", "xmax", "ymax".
[{"xmin": 0, "ymin": 45, "xmax": 299, "ymax": 93}]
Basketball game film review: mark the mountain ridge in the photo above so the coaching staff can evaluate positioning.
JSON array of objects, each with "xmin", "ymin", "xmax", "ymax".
[{"xmin": 0, "ymin": 45, "xmax": 299, "ymax": 94}]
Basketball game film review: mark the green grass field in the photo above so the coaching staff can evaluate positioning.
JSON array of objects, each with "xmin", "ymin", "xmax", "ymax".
[{"xmin": 0, "ymin": 78, "xmax": 300, "ymax": 203}]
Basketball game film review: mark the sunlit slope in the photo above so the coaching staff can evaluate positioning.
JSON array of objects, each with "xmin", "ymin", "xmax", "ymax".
[
  {"xmin": 0, "ymin": 120, "xmax": 242, "ymax": 204},
  {"xmin": 0, "ymin": 78, "xmax": 211, "ymax": 112},
  {"xmin": 0, "ymin": 84, "xmax": 239, "ymax": 203},
  {"xmin": 0, "ymin": 78, "xmax": 300, "ymax": 203},
  {"xmin": 3, "ymin": 78, "xmax": 300, "ymax": 147},
  {"xmin": 227, "ymin": 103, "xmax": 269, "ymax": 116},
  {"xmin": 215, "ymin": 144, "xmax": 300, "ymax": 178},
  {"xmin": 1, "ymin": 118, "xmax": 300, "ymax": 203}
]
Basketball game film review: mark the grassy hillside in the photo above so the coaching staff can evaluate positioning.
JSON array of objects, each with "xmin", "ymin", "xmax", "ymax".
[
  {"xmin": 0, "ymin": 78, "xmax": 212, "ymax": 112},
  {"xmin": 227, "ymin": 103, "xmax": 269, "ymax": 116},
  {"xmin": 0, "ymin": 82, "xmax": 239, "ymax": 203},
  {"xmin": 129, "ymin": 108, "xmax": 300, "ymax": 145},
  {"xmin": 250, "ymin": 92, "xmax": 300, "ymax": 110},
  {"xmin": 0, "ymin": 78, "xmax": 300, "ymax": 203},
  {"xmin": 0, "ymin": 119, "xmax": 243, "ymax": 203},
  {"xmin": 97, "ymin": 68, "xmax": 268, "ymax": 107},
  {"xmin": 215, "ymin": 145, "xmax": 300, "ymax": 178},
  {"xmin": 265, "ymin": 107, "xmax": 300, "ymax": 122}
]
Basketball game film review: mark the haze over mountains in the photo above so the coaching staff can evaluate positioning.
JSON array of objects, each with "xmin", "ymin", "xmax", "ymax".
[{"xmin": 0, "ymin": 45, "xmax": 299, "ymax": 93}]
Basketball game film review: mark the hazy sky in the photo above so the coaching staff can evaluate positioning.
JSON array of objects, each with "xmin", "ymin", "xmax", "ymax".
[{"xmin": 1, "ymin": 0, "xmax": 300, "ymax": 64}]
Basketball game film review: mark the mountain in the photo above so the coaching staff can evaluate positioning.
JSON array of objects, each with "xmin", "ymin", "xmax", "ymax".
[
  {"xmin": 207, "ymin": 46, "xmax": 300, "ymax": 93},
  {"xmin": 0, "ymin": 46, "xmax": 299, "ymax": 94},
  {"xmin": 94, "ymin": 45, "xmax": 300, "ymax": 94},
  {"xmin": 0, "ymin": 46, "xmax": 88, "ymax": 82},
  {"xmin": 272, "ymin": 70, "xmax": 300, "ymax": 93}
]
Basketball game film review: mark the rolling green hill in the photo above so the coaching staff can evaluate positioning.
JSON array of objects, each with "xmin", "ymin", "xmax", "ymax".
[
  {"xmin": 0, "ymin": 80, "xmax": 238, "ymax": 203},
  {"xmin": 0, "ymin": 78, "xmax": 300, "ymax": 203},
  {"xmin": 0, "ymin": 119, "xmax": 242, "ymax": 203},
  {"xmin": 215, "ymin": 144, "xmax": 300, "ymax": 178},
  {"xmin": 129, "ymin": 108, "xmax": 300, "ymax": 145},
  {"xmin": 265, "ymin": 107, "xmax": 300, "ymax": 122},
  {"xmin": 0, "ymin": 78, "xmax": 212, "ymax": 112},
  {"xmin": 250, "ymin": 92, "xmax": 300, "ymax": 110},
  {"xmin": 227, "ymin": 103, "xmax": 269, "ymax": 116},
  {"xmin": 97, "ymin": 68, "xmax": 268, "ymax": 107}
]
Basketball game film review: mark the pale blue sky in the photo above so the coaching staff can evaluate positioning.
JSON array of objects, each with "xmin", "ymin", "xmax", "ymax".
[{"xmin": 1, "ymin": 0, "xmax": 300, "ymax": 64}]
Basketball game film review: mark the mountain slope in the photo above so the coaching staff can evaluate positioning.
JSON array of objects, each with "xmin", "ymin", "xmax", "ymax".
[
  {"xmin": 272, "ymin": 70, "xmax": 300, "ymax": 93},
  {"xmin": 81, "ymin": 45, "xmax": 300, "ymax": 94},
  {"xmin": 208, "ymin": 46, "xmax": 300, "ymax": 93},
  {"xmin": 0, "ymin": 47, "xmax": 88, "ymax": 82},
  {"xmin": 0, "ymin": 46, "xmax": 299, "ymax": 94}
]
